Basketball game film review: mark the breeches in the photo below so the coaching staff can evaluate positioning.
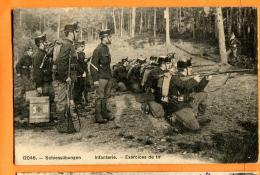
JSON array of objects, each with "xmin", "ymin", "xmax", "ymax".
[
  {"xmin": 96, "ymin": 78, "xmax": 113, "ymax": 100},
  {"xmin": 53, "ymin": 80, "xmax": 67, "ymax": 112}
]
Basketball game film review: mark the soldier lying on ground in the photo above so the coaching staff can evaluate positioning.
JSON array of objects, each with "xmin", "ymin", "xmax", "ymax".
[
  {"xmin": 143, "ymin": 58, "xmax": 211, "ymax": 131},
  {"xmin": 126, "ymin": 57, "xmax": 147, "ymax": 93},
  {"xmin": 112, "ymin": 57, "xmax": 129, "ymax": 91}
]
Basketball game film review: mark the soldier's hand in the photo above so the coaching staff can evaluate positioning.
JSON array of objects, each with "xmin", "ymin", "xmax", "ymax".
[
  {"xmin": 17, "ymin": 73, "xmax": 21, "ymax": 77},
  {"xmin": 37, "ymin": 87, "xmax": 43, "ymax": 94},
  {"xmin": 82, "ymin": 72, "xmax": 86, "ymax": 77},
  {"xmin": 194, "ymin": 75, "xmax": 202, "ymax": 82},
  {"xmin": 66, "ymin": 77, "xmax": 72, "ymax": 84}
]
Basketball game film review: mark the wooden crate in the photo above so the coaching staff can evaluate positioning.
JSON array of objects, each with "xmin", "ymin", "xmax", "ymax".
[
  {"xmin": 29, "ymin": 96, "xmax": 50, "ymax": 123},
  {"xmin": 25, "ymin": 90, "xmax": 38, "ymax": 101}
]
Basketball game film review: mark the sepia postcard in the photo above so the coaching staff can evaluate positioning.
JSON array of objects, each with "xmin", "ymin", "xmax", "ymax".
[{"xmin": 13, "ymin": 7, "xmax": 258, "ymax": 165}]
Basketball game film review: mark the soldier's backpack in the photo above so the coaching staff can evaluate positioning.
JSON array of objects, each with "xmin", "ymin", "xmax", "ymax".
[{"xmin": 148, "ymin": 101, "xmax": 165, "ymax": 118}]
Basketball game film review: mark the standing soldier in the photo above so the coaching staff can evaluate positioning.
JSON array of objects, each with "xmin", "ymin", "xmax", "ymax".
[
  {"xmin": 73, "ymin": 40, "xmax": 89, "ymax": 109},
  {"xmin": 53, "ymin": 22, "xmax": 79, "ymax": 133},
  {"xmin": 16, "ymin": 46, "xmax": 33, "ymax": 97},
  {"xmin": 90, "ymin": 29, "xmax": 114, "ymax": 123},
  {"xmin": 32, "ymin": 34, "xmax": 56, "ymax": 122}
]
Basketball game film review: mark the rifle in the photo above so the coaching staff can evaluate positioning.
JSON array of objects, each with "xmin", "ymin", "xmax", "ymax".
[
  {"xmin": 197, "ymin": 68, "xmax": 255, "ymax": 77},
  {"xmin": 64, "ymin": 51, "xmax": 81, "ymax": 133},
  {"xmin": 39, "ymin": 41, "xmax": 57, "ymax": 69},
  {"xmin": 192, "ymin": 64, "xmax": 217, "ymax": 68}
]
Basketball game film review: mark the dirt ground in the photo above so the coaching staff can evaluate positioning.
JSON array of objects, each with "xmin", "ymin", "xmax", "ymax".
[{"xmin": 14, "ymin": 36, "xmax": 258, "ymax": 164}]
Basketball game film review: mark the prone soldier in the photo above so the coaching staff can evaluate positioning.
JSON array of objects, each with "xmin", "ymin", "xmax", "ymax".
[
  {"xmin": 166, "ymin": 60, "xmax": 211, "ymax": 131},
  {"xmin": 16, "ymin": 46, "xmax": 34, "ymax": 97},
  {"xmin": 90, "ymin": 29, "xmax": 115, "ymax": 123}
]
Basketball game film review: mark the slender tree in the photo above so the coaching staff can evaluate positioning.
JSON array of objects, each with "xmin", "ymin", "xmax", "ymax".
[
  {"xmin": 216, "ymin": 7, "xmax": 227, "ymax": 63},
  {"xmin": 165, "ymin": 8, "xmax": 170, "ymax": 45},
  {"xmin": 131, "ymin": 8, "xmax": 136, "ymax": 37},
  {"xmin": 120, "ymin": 8, "xmax": 123, "ymax": 37},
  {"xmin": 57, "ymin": 14, "xmax": 61, "ymax": 39},
  {"xmin": 153, "ymin": 8, "xmax": 157, "ymax": 38},
  {"xmin": 112, "ymin": 8, "xmax": 117, "ymax": 34},
  {"xmin": 139, "ymin": 9, "xmax": 143, "ymax": 34}
]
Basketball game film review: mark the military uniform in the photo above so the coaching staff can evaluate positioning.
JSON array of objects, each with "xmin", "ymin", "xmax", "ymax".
[
  {"xmin": 166, "ymin": 61, "xmax": 209, "ymax": 131},
  {"xmin": 144, "ymin": 66, "xmax": 165, "ymax": 103},
  {"xmin": 53, "ymin": 23, "xmax": 79, "ymax": 133},
  {"xmin": 73, "ymin": 45, "xmax": 89, "ymax": 106},
  {"xmin": 33, "ymin": 46, "xmax": 55, "ymax": 117},
  {"xmin": 90, "ymin": 29, "xmax": 114, "ymax": 123},
  {"xmin": 16, "ymin": 49, "xmax": 33, "ymax": 96}
]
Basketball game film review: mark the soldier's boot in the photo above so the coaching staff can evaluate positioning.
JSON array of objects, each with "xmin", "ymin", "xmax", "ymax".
[
  {"xmin": 101, "ymin": 99, "xmax": 115, "ymax": 121},
  {"xmin": 95, "ymin": 100, "xmax": 108, "ymax": 124}
]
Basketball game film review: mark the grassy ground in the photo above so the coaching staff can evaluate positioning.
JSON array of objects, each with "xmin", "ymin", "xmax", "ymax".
[{"xmin": 14, "ymin": 36, "xmax": 258, "ymax": 164}]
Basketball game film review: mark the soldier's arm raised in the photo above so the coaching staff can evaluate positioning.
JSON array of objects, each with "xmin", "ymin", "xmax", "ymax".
[{"xmin": 172, "ymin": 75, "xmax": 199, "ymax": 90}]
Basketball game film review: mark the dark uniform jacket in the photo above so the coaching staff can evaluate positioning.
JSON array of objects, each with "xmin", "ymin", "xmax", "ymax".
[
  {"xmin": 168, "ymin": 73, "xmax": 210, "ymax": 111},
  {"xmin": 76, "ymin": 51, "xmax": 88, "ymax": 77},
  {"xmin": 33, "ymin": 48, "xmax": 53, "ymax": 88},
  {"xmin": 55, "ymin": 38, "xmax": 78, "ymax": 82},
  {"xmin": 145, "ymin": 66, "xmax": 165, "ymax": 103},
  {"xmin": 113, "ymin": 62, "xmax": 128, "ymax": 83},
  {"xmin": 90, "ymin": 43, "xmax": 112, "ymax": 82},
  {"xmin": 16, "ymin": 53, "xmax": 32, "ymax": 78}
]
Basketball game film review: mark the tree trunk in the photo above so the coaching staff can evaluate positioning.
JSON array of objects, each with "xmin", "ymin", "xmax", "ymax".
[
  {"xmin": 80, "ymin": 19, "xmax": 83, "ymax": 40},
  {"xmin": 43, "ymin": 16, "xmax": 45, "ymax": 32},
  {"xmin": 214, "ymin": 14, "xmax": 218, "ymax": 39},
  {"xmin": 39, "ymin": 14, "xmax": 42, "ymax": 32},
  {"xmin": 112, "ymin": 8, "xmax": 117, "ymax": 34},
  {"xmin": 237, "ymin": 8, "xmax": 242, "ymax": 37},
  {"xmin": 139, "ymin": 10, "xmax": 143, "ymax": 34},
  {"xmin": 57, "ymin": 14, "xmax": 61, "ymax": 39},
  {"xmin": 129, "ymin": 11, "xmax": 132, "ymax": 35},
  {"xmin": 227, "ymin": 7, "xmax": 233, "ymax": 37},
  {"xmin": 120, "ymin": 8, "xmax": 123, "ymax": 37},
  {"xmin": 178, "ymin": 8, "xmax": 182, "ymax": 32},
  {"xmin": 19, "ymin": 10, "xmax": 22, "ymax": 27},
  {"xmin": 131, "ymin": 8, "xmax": 136, "ymax": 37},
  {"xmin": 165, "ymin": 8, "xmax": 170, "ymax": 45},
  {"xmin": 153, "ymin": 8, "xmax": 157, "ymax": 38},
  {"xmin": 216, "ymin": 7, "xmax": 227, "ymax": 63},
  {"xmin": 192, "ymin": 12, "xmax": 196, "ymax": 40},
  {"xmin": 147, "ymin": 11, "xmax": 151, "ymax": 30}
]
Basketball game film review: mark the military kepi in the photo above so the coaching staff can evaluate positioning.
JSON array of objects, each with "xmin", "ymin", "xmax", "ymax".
[
  {"xmin": 64, "ymin": 22, "xmax": 80, "ymax": 33},
  {"xmin": 99, "ymin": 29, "xmax": 111, "ymax": 38},
  {"xmin": 34, "ymin": 34, "xmax": 46, "ymax": 46}
]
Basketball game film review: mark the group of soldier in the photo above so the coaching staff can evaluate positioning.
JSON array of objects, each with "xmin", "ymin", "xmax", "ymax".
[
  {"xmin": 16, "ymin": 22, "xmax": 115, "ymax": 133},
  {"xmin": 112, "ymin": 53, "xmax": 212, "ymax": 131},
  {"xmin": 16, "ymin": 21, "xmax": 212, "ymax": 133}
]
